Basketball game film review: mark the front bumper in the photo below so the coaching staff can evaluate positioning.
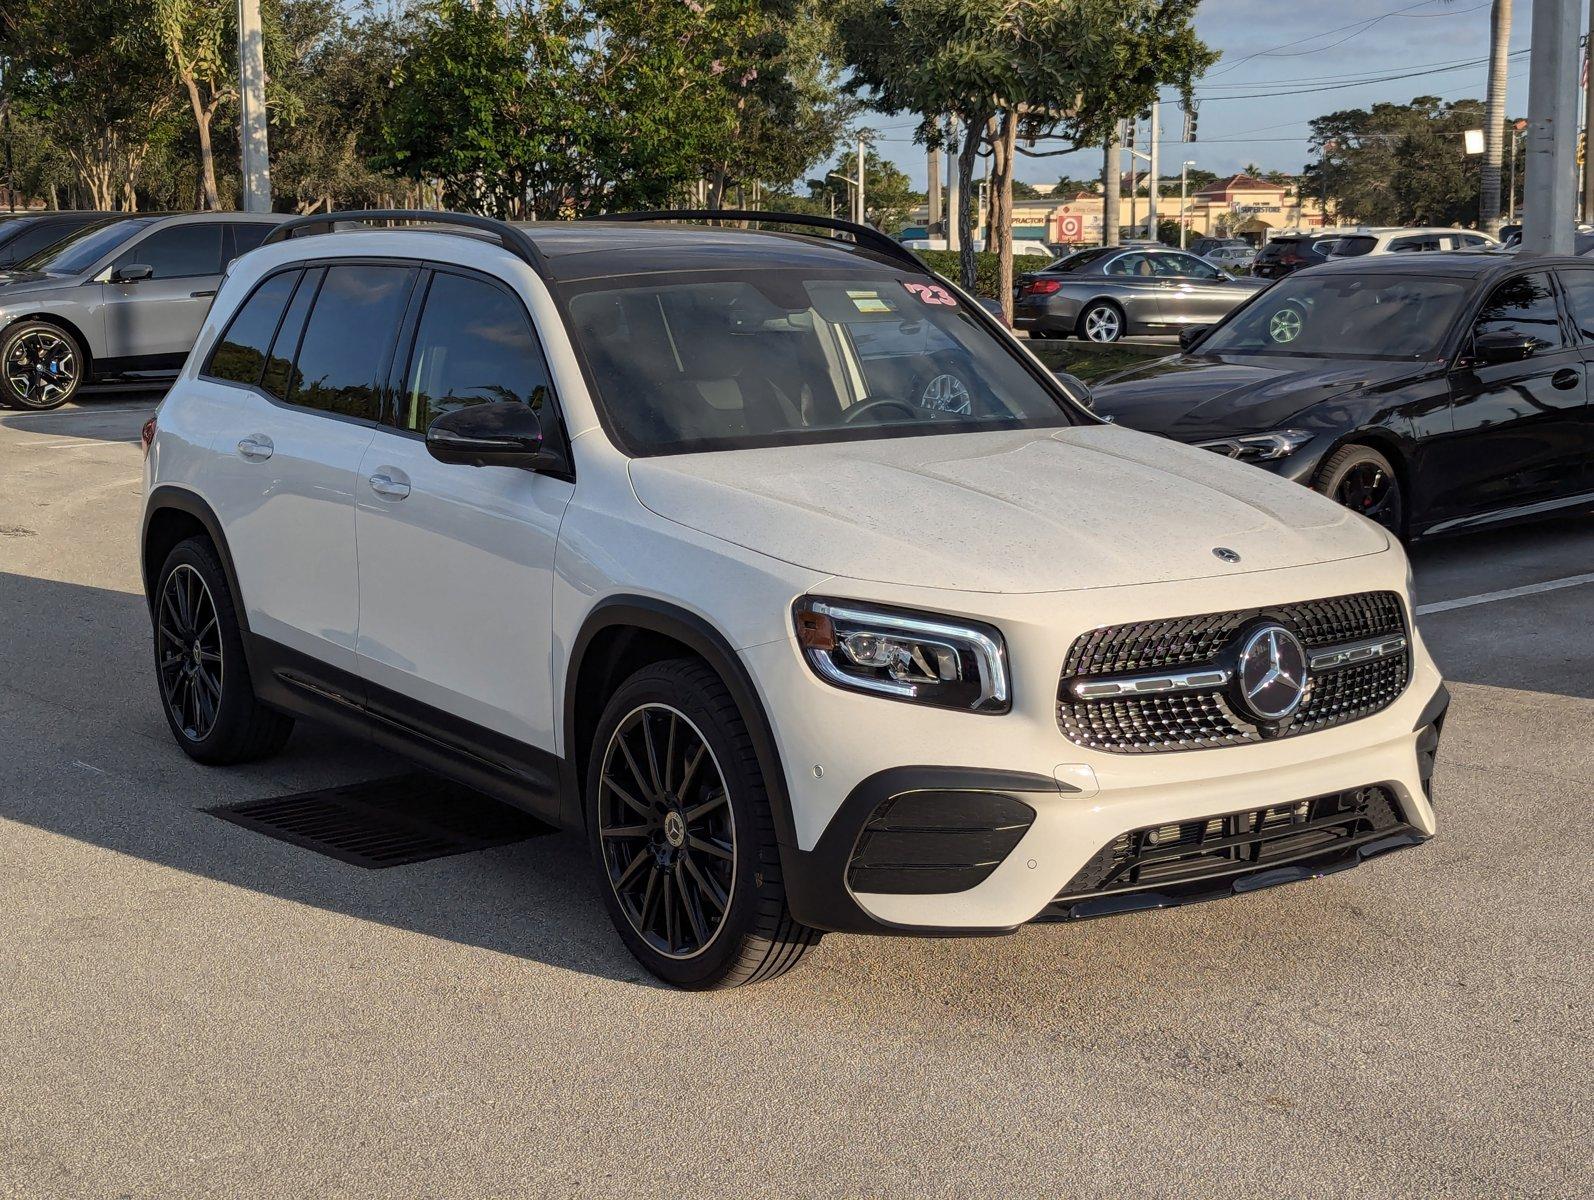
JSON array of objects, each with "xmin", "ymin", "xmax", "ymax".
[{"xmin": 746, "ymin": 560, "xmax": 1446, "ymax": 936}]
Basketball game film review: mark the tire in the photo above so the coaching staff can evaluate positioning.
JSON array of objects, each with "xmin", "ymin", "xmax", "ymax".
[
  {"xmin": 586, "ymin": 658, "xmax": 818, "ymax": 989},
  {"xmin": 2, "ymin": 320, "xmax": 86, "ymax": 410},
  {"xmin": 153, "ymin": 536, "xmax": 294, "ymax": 764},
  {"xmin": 1077, "ymin": 301, "xmax": 1124, "ymax": 343},
  {"xmin": 1314, "ymin": 444, "xmax": 1406, "ymax": 540}
]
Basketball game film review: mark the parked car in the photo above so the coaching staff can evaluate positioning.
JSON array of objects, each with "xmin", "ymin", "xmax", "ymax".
[
  {"xmin": 141, "ymin": 209, "xmax": 1445, "ymax": 989},
  {"xmin": 1014, "ymin": 245, "xmax": 1265, "ymax": 342},
  {"xmin": 1326, "ymin": 227, "xmax": 1497, "ymax": 258},
  {"xmin": 1251, "ymin": 233, "xmax": 1342, "ymax": 280},
  {"xmin": 0, "ymin": 212, "xmax": 286, "ymax": 409},
  {"xmin": 1089, "ymin": 251, "xmax": 1594, "ymax": 541},
  {"xmin": 0, "ymin": 211, "xmax": 117, "ymax": 270},
  {"xmin": 1189, "ymin": 236, "xmax": 1248, "ymax": 258},
  {"xmin": 1204, "ymin": 244, "xmax": 1257, "ymax": 273}
]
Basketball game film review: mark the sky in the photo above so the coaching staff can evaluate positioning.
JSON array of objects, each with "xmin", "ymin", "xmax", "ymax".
[{"xmin": 868, "ymin": 0, "xmax": 1537, "ymax": 190}]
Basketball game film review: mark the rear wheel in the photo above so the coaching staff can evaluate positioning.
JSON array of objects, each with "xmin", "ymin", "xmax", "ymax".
[
  {"xmin": 587, "ymin": 658, "xmax": 818, "ymax": 989},
  {"xmin": 154, "ymin": 537, "xmax": 294, "ymax": 763},
  {"xmin": 1314, "ymin": 444, "xmax": 1406, "ymax": 539},
  {"xmin": 2, "ymin": 320, "xmax": 85, "ymax": 410},
  {"xmin": 1078, "ymin": 301, "xmax": 1124, "ymax": 343}
]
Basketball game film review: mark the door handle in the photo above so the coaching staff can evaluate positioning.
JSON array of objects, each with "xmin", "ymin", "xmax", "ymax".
[
  {"xmin": 236, "ymin": 435, "xmax": 273, "ymax": 461},
  {"xmin": 368, "ymin": 472, "xmax": 411, "ymax": 500},
  {"xmin": 1551, "ymin": 367, "xmax": 1581, "ymax": 390},
  {"xmin": 190, "ymin": 289, "xmax": 217, "ymax": 299}
]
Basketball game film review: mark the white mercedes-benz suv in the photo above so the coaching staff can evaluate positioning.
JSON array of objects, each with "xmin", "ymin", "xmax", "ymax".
[{"xmin": 141, "ymin": 210, "xmax": 1448, "ymax": 989}]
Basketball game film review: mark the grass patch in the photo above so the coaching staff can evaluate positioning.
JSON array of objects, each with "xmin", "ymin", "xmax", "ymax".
[{"xmin": 1026, "ymin": 340, "xmax": 1166, "ymax": 383}]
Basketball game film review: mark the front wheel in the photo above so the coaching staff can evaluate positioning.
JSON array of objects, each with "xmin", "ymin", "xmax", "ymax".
[
  {"xmin": 1314, "ymin": 444, "xmax": 1406, "ymax": 539},
  {"xmin": 2, "ymin": 320, "xmax": 85, "ymax": 410},
  {"xmin": 1078, "ymin": 301, "xmax": 1124, "ymax": 343},
  {"xmin": 587, "ymin": 659, "xmax": 818, "ymax": 989}
]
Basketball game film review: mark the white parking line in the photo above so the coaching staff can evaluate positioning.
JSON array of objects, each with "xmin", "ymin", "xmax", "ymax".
[{"xmin": 1416, "ymin": 572, "xmax": 1594, "ymax": 615}]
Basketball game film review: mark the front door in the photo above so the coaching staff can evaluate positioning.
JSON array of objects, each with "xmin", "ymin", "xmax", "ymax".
[
  {"xmin": 1545, "ymin": 266, "xmax": 1594, "ymax": 497},
  {"xmin": 354, "ymin": 266, "xmax": 574, "ymax": 761},
  {"xmin": 99, "ymin": 222, "xmax": 227, "ymax": 366},
  {"xmin": 1438, "ymin": 271, "xmax": 1588, "ymax": 524},
  {"xmin": 1149, "ymin": 251, "xmax": 1246, "ymax": 327}
]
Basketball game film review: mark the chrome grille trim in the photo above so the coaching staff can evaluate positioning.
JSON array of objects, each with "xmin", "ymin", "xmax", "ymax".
[
  {"xmin": 1308, "ymin": 634, "xmax": 1408, "ymax": 672},
  {"xmin": 1071, "ymin": 667, "xmax": 1231, "ymax": 700}
]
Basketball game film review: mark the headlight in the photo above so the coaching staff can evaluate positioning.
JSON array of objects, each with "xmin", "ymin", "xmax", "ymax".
[
  {"xmin": 792, "ymin": 597, "xmax": 1010, "ymax": 713},
  {"xmin": 1198, "ymin": 429, "xmax": 1313, "ymax": 462}
]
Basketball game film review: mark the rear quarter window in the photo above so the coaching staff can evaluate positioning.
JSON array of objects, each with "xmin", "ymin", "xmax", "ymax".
[{"xmin": 204, "ymin": 271, "xmax": 301, "ymax": 387}]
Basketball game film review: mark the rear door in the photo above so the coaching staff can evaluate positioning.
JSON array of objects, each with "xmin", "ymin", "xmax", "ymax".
[
  {"xmin": 1547, "ymin": 266, "xmax": 1594, "ymax": 495},
  {"xmin": 100, "ymin": 222, "xmax": 225, "ymax": 365},
  {"xmin": 1439, "ymin": 270, "xmax": 1588, "ymax": 522},
  {"xmin": 199, "ymin": 260, "xmax": 416, "ymax": 674},
  {"xmin": 1100, "ymin": 251, "xmax": 1165, "ymax": 328},
  {"xmin": 353, "ymin": 266, "xmax": 574, "ymax": 764}
]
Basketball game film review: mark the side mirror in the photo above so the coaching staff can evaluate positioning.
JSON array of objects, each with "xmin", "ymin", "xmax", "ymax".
[
  {"xmin": 1179, "ymin": 325, "xmax": 1211, "ymax": 352},
  {"xmin": 112, "ymin": 263, "xmax": 154, "ymax": 283},
  {"xmin": 425, "ymin": 401, "xmax": 562, "ymax": 470},
  {"xmin": 1052, "ymin": 369, "xmax": 1094, "ymax": 409},
  {"xmin": 1472, "ymin": 330, "xmax": 1537, "ymax": 365}
]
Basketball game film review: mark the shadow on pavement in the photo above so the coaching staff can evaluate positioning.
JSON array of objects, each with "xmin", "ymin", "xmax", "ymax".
[
  {"xmin": 0, "ymin": 570, "xmax": 659, "ymax": 988},
  {"xmin": 0, "ymin": 391, "xmax": 163, "ymax": 444}
]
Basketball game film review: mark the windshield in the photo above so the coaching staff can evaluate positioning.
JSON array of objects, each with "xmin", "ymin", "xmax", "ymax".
[
  {"xmin": 1196, "ymin": 272, "xmax": 1468, "ymax": 360},
  {"xmin": 563, "ymin": 267, "xmax": 1080, "ymax": 455},
  {"xmin": 17, "ymin": 218, "xmax": 151, "ymax": 274}
]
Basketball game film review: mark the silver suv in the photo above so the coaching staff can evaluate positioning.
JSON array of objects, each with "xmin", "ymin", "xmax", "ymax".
[{"xmin": 0, "ymin": 212, "xmax": 287, "ymax": 410}]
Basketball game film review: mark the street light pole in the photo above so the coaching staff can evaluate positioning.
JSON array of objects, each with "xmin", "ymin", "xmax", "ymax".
[
  {"xmin": 237, "ymin": 0, "xmax": 272, "ymax": 212},
  {"xmin": 1147, "ymin": 100, "xmax": 1160, "ymax": 240},
  {"xmin": 1522, "ymin": 0, "xmax": 1579, "ymax": 254},
  {"xmin": 856, "ymin": 134, "xmax": 866, "ymax": 226},
  {"xmin": 1179, "ymin": 160, "xmax": 1194, "ymax": 248}
]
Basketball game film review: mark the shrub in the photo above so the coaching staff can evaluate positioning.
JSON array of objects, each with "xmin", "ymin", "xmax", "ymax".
[{"xmin": 914, "ymin": 249, "xmax": 1004, "ymax": 298}]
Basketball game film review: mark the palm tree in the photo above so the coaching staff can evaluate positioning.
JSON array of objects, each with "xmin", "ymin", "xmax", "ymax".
[{"xmin": 1479, "ymin": 0, "xmax": 1512, "ymax": 234}]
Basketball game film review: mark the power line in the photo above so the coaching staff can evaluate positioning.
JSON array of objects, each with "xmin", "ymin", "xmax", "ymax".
[
  {"xmin": 1190, "ymin": 51, "xmax": 1509, "ymax": 91},
  {"xmin": 1202, "ymin": 0, "xmax": 1473, "ymax": 79},
  {"xmin": 1191, "ymin": 47, "xmax": 1528, "ymax": 102}
]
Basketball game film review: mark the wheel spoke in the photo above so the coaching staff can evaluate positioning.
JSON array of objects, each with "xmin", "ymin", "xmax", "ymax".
[
  {"xmin": 613, "ymin": 847, "xmax": 650, "ymax": 890},
  {"xmin": 615, "ymin": 732, "xmax": 654, "ymax": 802},
  {"xmin": 675, "ymin": 862, "xmax": 708, "ymax": 945},
  {"xmin": 602, "ymin": 773, "xmax": 652, "ymax": 819},
  {"xmin": 600, "ymin": 822, "xmax": 652, "ymax": 840},
  {"xmin": 661, "ymin": 870, "xmax": 678, "ymax": 952},
  {"xmin": 687, "ymin": 834, "xmax": 732, "ymax": 861},
  {"xmin": 676, "ymin": 743, "xmax": 706, "ymax": 798},
  {"xmin": 682, "ymin": 852, "xmax": 727, "ymax": 915},
  {"xmin": 684, "ymin": 789, "xmax": 726, "ymax": 823},
  {"xmin": 639, "ymin": 711, "xmax": 665, "ymax": 797},
  {"xmin": 638, "ymin": 868, "xmax": 661, "ymax": 931},
  {"xmin": 662, "ymin": 711, "xmax": 678, "ymax": 793}
]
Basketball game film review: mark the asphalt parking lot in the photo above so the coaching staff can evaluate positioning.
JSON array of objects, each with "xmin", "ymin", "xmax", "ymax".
[{"xmin": 2, "ymin": 395, "xmax": 1589, "ymax": 1198}]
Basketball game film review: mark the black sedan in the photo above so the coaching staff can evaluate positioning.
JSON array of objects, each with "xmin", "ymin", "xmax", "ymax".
[{"xmin": 1088, "ymin": 252, "xmax": 1594, "ymax": 540}]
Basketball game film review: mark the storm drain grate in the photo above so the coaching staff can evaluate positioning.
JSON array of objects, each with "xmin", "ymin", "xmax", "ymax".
[{"xmin": 207, "ymin": 773, "xmax": 551, "ymax": 868}]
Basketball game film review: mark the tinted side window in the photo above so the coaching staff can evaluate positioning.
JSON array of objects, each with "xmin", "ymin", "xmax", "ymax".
[
  {"xmin": 205, "ymin": 270, "xmax": 300, "ymax": 387},
  {"xmin": 261, "ymin": 268, "xmax": 322, "ymax": 401},
  {"xmin": 0, "ymin": 221, "xmax": 82, "ymax": 266},
  {"xmin": 228, "ymin": 223, "xmax": 276, "ymax": 262},
  {"xmin": 114, "ymin": 224, "xmax": 224, "ymax": 279},
  {"xmin": 288, "ymin": 263, "xmax": 413, "ymax": 420},
  {"xmin": 1474, "ymin": 272, "xmax": 1566, "ymax": 351},
  {"xmin": 399, "ymin": 272, "xmax": 552, "ymax": 432},
  {"xmin": 1555, "ymin": 270, "xmax": 1594, "ymax": 340}
]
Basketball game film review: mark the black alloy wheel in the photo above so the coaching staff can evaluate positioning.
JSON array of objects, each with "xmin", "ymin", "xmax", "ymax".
[
  {"xmin": 587, "ymin": 659, "xmax": 817, "ymax": 988},
  {"xmin": 157, "ymin": 563, "xmax": 225, "ymax": 742},
  {"xmin": 1315, "ymin": 444, "xmax": 1406, "ymax": 539},
  {"xmin": 598, "ymin": 702, "xmax": 737, "ymax": 961},
  {"xmin": 153, "ymin": 537, "xmax": 294, "ymax": 763},
  {"xmin": 2, "ymin": 321, "xmax": 84, "ymax": 410}
]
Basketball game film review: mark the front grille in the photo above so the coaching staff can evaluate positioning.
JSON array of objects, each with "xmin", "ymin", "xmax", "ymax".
[
  {"xmin": 1057, "ymin": 590, "xmax": 1409, "ymax": 754},
  {"xmin": 1037, "ymin": 785, "xmax": 1417, "ymax": 920}
]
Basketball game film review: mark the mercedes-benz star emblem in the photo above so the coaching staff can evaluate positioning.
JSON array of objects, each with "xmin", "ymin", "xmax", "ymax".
[
  {"xmin": 1213, "ymin": 547, "xmax": 1242, "ymax": 563},
  {"xmin": 1237, "ymin": 624, "xmax": 1308, "ymax": 721}
]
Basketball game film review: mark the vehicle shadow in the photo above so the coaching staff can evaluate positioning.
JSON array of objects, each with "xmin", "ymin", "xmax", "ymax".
[
  {"xmin": 0, "ymin": 569, "xmax": 662, "ymax": 988},
  {"xmin": 0, "ymin": 391, "xmax": 163, "ymax": 445}
]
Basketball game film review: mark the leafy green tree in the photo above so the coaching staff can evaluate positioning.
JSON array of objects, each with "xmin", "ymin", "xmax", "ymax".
[
  {"xmin": 806, "ymin": 146, "xmax": 921, "ymax": 230},
  {"xmin": 149, "ymin": 0, "xmax": 238, "ymax": 209}
]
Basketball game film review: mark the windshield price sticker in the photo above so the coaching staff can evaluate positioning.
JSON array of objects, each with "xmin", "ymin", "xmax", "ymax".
[
  {"xmin": 903, "ymin": 281, "xmax": 957, "ymax": 307},
  {"xmin": 846, "ymin": 289, "xmax": 894, "ymax": 314}
]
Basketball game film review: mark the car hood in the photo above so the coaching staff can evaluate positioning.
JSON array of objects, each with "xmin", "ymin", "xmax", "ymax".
[
  {"xmin": 628, "ymin": 425, "xmax": 1387, "ymax": 594},
  {"xmin": 0, "ymin": 270, "xmax": 72, "ymax": 297},
  {"xmin": 1089, "ymin": 353, "xmax": 1422, "ymax": 440}
]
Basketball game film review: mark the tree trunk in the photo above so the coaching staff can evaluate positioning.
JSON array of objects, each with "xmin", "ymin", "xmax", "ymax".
[
  {"xmin": 181, "ymin": 75, "xmax": 221, "ymax": 211},
  {"xmin": 956, "ymin": 114, "xmax": 983, "ymax": 291},
  {"xmin": 991, "ymin": 110, "xmax": 1018, "ymax": 325},
  {"xmin": 1480, "ymin": 0, "xmax": 1512, "ymax": 234},
  {"xmin": 1102, "ymin": 124, "xmax": 1121, "ymax": 246}
]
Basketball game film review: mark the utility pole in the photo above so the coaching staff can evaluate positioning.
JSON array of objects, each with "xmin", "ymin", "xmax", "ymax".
[
  {"xmin": 856, "ymin": 135, "xmax": 866, "ymax": 225},
  {"xmin": 237, "ymin": 0, "xmax": 272, "ymax": 212},
  {"xmin": 1583, "ymin": 4, "xmax": 1594, "ymax": 221},
  {"xmin": 1522, "ymin": 0, "xmax": 1579, "ymax": 253},
  {"xmin": 1102, "ymin": 123, "xmax": 1121, "ymax": 247},
  {"xmin": 1509, "ymin": 119, "xmax": 1525, "ymax": 221},
  {"xmin": 1127, "ymin": 118, "xmax": 1138, "ymax": 236},
  {"xmin": 946, "ymin": 116, "xmax": 960, "ymax": 252},
  {"xmin": 1179, "ymin": 160, "xmax": 1194, "ymax": 249},
  {"xmin": 927, "ymin": 145, "xmax": 942, "ymax": 235},
  {"xmin": 1146, "ymin": 100, "xmax": 1160, "ymax": 240}
]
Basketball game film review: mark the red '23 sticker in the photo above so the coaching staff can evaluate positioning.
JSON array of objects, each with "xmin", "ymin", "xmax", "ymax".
[{"xmin": 902, "ymin": 281, "xmax": 957, "ymax": 307}]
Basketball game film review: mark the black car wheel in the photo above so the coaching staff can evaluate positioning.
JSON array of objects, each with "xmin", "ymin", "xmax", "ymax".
[
  {"xmin": 1078, "ymin": 301, "xmax": 1124, "ymax": 343},
  {"xmin": 2, "ymin": 320, "xmax": 85, "ymax": 410},
  {"xmin": 154, "ymin": 537, "xmax": 294, "ymax": 763},
  {"xmin": 1315, "ymin": 444, "xmax": 1406, "ymax": 539},
  {"xmin": 587, "ymin": 658, "xmax": 818, "ymax": 989}
]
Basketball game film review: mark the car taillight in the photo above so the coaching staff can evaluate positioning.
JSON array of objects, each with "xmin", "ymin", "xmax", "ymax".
[
  {"xmin": 1023, "ymin": 278, "xmax": 1062, "ymax": 296},
  {"xmin": 141, "ymin": 415, "xmax": 157, "ymax": 459},
  {"xmin": 1281, "ymin": 253, "xmax": 1305, "ymax": 265}
]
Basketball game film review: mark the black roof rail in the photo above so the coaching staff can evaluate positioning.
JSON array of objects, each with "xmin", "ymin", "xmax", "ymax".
[
  {"xmin": 260, "ymin": 209, "xmax": 550, "ymax": 278},
  {"xmin": 586, "ymin": 209, "xmax": 931, "ymax": 275}
]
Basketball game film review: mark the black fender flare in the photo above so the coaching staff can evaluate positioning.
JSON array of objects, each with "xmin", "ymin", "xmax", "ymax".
[
  {"xmin": 141, "ymin": 485, "xmax": 251, "ymax": 635},
  {"xmin": 561, "ymin": 595, "xmax": 798, "ymax": 853}
]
